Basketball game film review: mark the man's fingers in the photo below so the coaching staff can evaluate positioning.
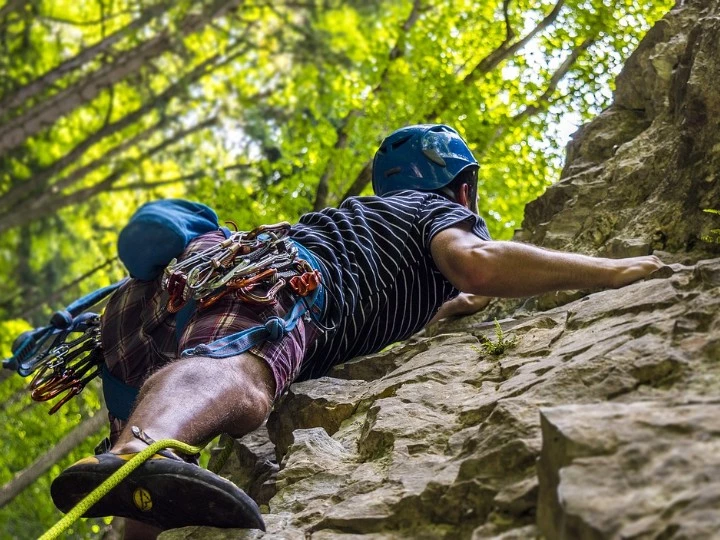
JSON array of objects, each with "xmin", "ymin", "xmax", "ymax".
[
  {"xmin": 610, "ymin": 255, "xmax": 667, "ymax": 288},
  {"xmin": 648, "ymin": 263, "xmax": 674, "ymax": 280}
]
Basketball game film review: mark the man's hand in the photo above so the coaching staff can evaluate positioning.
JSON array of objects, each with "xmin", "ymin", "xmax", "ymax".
[
  {"xmin": 428, "ymin": 293, "xmax": 491, "ymax": 326},
  {"xmin": 608, "ymin": 255, "xmax": 665, "ymax": 288}
]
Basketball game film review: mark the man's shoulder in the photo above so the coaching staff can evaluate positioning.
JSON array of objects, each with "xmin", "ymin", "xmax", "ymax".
[{"xmin": 342, "ymin": 190, "xmax": 451, "ymax": 209}]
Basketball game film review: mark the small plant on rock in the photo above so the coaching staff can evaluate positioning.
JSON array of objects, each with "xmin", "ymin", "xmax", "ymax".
[
  {"xmin": 472, "ymin": 318, "xmax": 518, "ymax": 357},
  {"xmin": 700, "ymin": 208, "xmax": 720, "ymax": 245}
]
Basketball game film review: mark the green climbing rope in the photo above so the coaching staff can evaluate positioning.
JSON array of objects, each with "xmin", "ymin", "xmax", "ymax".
[{"xmin": 39, "ymin": 439, "xmax": 204, "ymax": 540}]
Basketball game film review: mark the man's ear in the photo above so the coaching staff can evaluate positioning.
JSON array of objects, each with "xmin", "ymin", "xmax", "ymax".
[{"xmin": 457, "ymin": 183, "xmax": 470, "ymax": 209}]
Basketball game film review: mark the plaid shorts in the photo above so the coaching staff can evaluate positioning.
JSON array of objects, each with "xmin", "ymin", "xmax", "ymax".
[{"xmin": 101, "ymin": 230, "xmax": 317, "ymax": 442}]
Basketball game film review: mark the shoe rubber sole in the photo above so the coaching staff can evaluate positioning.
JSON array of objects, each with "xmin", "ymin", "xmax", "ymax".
[{"xmin": 51, "ymin": 454, "xmax": 265, "ymax": 531}]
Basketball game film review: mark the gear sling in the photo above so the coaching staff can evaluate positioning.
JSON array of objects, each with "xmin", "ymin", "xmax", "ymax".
[{"xmin": 2, "ymin": 200, "xmax": 325, "ymax": 420}]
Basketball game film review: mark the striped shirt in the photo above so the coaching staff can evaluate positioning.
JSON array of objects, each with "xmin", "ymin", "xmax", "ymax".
[{"xmin": 290, "ymin": 190, "xmax": 490, "ymax": 380}]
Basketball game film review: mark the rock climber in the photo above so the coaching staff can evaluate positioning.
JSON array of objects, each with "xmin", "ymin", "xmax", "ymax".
[{"xmin": 51, "ymin": 124, "xmax": 664, "ymax": 536}]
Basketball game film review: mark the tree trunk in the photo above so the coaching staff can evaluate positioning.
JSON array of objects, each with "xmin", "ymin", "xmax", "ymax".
[
  {"xmin": 0, "ymin": 408, "xmax": 108, "ymax": 508},
  {"xmin": 340, "ymin": 161, "xmax": 373, "ymax": 202},
  {"xmin": 0, "ymin": 0, "xmax": 24, "ymax": 24},
  {"xmin": 0, "ymin": 386, "xmax": 28, "ymax": 414},
  {"xmin": 0, "ymin": 52, "xmax": 219, "ymax": 214}
]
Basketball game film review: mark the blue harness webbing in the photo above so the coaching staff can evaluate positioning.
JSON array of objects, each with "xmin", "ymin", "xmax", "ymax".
[
  {"xmin": 4, "ymin": 279, "xmax": 129, "ymax": 376},
  {"xmin": 101, "ymin": 239, "xmax": 325, "ymax": 421}
]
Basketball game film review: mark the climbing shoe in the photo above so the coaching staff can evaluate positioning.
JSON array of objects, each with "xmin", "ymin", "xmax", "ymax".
[{"xmin": 50, "ymin": 452, "xmax": 266, "ymax": 531}]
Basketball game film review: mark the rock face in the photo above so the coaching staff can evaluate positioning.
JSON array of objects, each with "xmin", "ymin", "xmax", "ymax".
[
  {"xmin": 517, "ymin": 0, "xmax": 720, "ymax": 260},
  {"xmin": 537, "ymin": 401, "xmax": 720, "ymax": 539},
  {"xmin": 161, "ymin": 1, "xmax": 720, "ymax": 538}
]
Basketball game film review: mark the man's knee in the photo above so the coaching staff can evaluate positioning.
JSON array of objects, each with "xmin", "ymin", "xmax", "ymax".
[
  {"xmin": 226, "ymin": 354, "xmax": 276, "ymax": 426},
  {"xmin": 138, "ymin": 353, "xmax": 275, "ymax": 430},
  {"xmin": 186, "ymin": 353, "xmax": 275, "ymax": 437}
]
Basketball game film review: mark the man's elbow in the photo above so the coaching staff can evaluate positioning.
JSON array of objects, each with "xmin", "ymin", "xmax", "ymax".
[
  {"xmin": 452, "ymin": 246, "xmax": 496, "ymax": 294},
  {"xmin": 456, "ymin": 272, "xmax": 494, "ymax": 296}
]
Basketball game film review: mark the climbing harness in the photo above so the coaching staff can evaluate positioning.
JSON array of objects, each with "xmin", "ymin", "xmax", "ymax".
[
  {"xmin": 2, "ymin": 215, "xmax": 325, "ymax": 417},
  {"xmin": 101, "ymin": 229, "xmax": 326, "ymax": 421}
]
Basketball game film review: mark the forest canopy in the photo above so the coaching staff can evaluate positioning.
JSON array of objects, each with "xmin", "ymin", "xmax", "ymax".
[{"xmin": 0, "ymin": 0, "xmax": 674, "ymax": 537}]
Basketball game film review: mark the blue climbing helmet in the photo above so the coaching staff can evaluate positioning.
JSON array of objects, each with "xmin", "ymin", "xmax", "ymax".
[{"xmin": 372, "ymin": 124, "xmax": 478, "ymax": 196}]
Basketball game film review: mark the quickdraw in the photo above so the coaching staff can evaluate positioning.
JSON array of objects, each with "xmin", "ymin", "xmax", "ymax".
[
  {"xmin": 5, "ymin": 310, "xmax": 107, "ymax": 415},
  {"xmin": 29, "ymin": 322, "xmax": 103, "ymax": 414},
  {"xmin": 162, "ymin": 222, "xmax": 321, "ymax": 312}
]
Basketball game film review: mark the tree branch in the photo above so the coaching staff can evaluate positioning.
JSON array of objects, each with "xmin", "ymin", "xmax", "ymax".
[
  {"xmin": 514, "ymin": 35, "xmax": 595, "ymax": 122},
  {"xmin": 482, "ymin": 35, "xmax": 596, "ymax": 153},
  {"xmin": 0, "ymin": 258, "xmax": 118, "ymax": 319},
  {"xmin": 0, "ymin": 50, "xmax": 227, "ymax": 213},
  {"xmin": 50, "ymin": 116, "xmax": 179, "ymax": 194},
  {"xmin": 502, "ymin": 0, "xmax": 515, "ymax": 43},
  {"xmin": 0, "ymin": 0, "xmax": 24, "ymax": 25},
  {"xmin": 0, "ymin": 1, "xmax": 170, "ymax": 115},
  {"xmin": 26, "ymin": 118, "xmax": 215, "ymax": 217},
  {"xmin": 36, "ymin": 9, "xmax": 139, "ymax": 27},
  {"xmin": 0, "ymin": 25, "xmax": 255, "ymax": 216},
  {"xmin": 312, "ymin": 110, "xmax": 362, "ymax": 211},
  {"xmin": 459, "ymin": 0, "xmax": 565, "ymax": 89},
  {"xmin": 0, "ymin": 0, "xmax": 241, "ymax": 157},
  {"xmin": 105, "ymin": 162, "xmax": 252, "ymax": 193},
  {"xmin": 0, "ymin": 118, "xmax": 218, "ymax": 232},
  {"xmin": 341, "ymin": 0, "xmax": 567, "ymax": 201},
  {"xmin": 0, "ymin": 386, "xmax": 28, "ymax": 414},
  {"xmin": 339, "ymin": 160, "xmax": 372, "ymax": 202}
]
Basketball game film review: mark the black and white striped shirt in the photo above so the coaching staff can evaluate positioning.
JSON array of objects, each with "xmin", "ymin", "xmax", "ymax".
[{"xmin": 290, "ymin": 190, "xmax": 490, "ymax": 380}]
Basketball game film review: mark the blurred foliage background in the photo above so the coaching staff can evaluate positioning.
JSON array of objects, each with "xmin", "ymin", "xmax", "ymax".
[{"xmin": 0, "ymin": 0, "xmax": 674, "ymax": 537}]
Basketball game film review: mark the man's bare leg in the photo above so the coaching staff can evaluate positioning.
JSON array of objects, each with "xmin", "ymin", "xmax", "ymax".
[
  {"xmin": 108, "ymin": 352, "xmax": 275, "ymax": 539},
  {"xmin": 111, "ymin": 352, "xmax": 276, "ymax": 455}
]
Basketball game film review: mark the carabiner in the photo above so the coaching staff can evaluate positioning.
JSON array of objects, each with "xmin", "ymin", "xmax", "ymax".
[
  {"xmin": 48, "ymin": 384, "xmax": 83, "ymax": 415},
  {"xmin": 289, "ymin": 270, "xmax": 322, "ymax": 296}
]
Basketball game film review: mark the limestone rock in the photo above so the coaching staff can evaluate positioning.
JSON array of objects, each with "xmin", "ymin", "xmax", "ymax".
[
  {"xmin": 538, "ymin": 401, "xmax": 720, "ymax": 539},
  {"xmin": 162, "ymin": 257, "xmax": 720, "ymax": 539},
  {"xmin": 207, "ymin": 428, "xmax": 279, "ymax": 508},
  {"xmin": 517, "ymin": 0, "xmax": 720, "ymax": 259}
]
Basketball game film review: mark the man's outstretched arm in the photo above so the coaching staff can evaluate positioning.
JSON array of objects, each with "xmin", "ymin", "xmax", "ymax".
[{"xmin": 430, "ymin": 224, "xmax": 665, "ymax": 297}]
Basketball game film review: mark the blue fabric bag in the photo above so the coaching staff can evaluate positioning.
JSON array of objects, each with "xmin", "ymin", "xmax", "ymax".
[{"xmin": 118, "ymin": 199, "xmax": 223, "ymax": 280}]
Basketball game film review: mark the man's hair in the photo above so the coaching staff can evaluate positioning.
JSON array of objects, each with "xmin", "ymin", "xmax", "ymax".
[{"xmin": 433, "ymin": 167, "xmax": 478, "ymax": 212}]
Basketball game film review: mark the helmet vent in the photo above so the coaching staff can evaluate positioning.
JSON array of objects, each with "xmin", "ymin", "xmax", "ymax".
[
  {"xmin": 384, "ymin": 166, "xmax": 402, "ymax": 177},
  {"xmin": 391, "ymin": 136, "xmax": 412, "ymax": 149}
]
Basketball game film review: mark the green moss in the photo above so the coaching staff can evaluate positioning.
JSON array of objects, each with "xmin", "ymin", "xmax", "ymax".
[{"xmin": 700, "ymin": 209, "xmax": 720, "ymax": 245}]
